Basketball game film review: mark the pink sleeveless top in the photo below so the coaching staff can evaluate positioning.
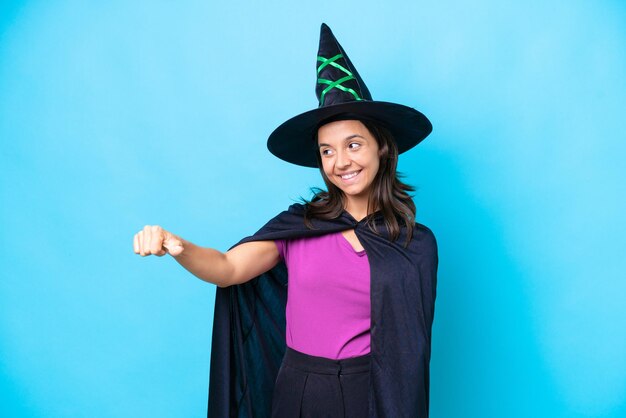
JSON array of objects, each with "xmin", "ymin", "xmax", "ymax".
[{"xmin": 274, "ymin": 231, "xmax": 371, "ymax": 360}]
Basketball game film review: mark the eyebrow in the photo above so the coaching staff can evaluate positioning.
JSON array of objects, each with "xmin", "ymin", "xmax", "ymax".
[{"xmin": 318, "ymin": 134, "xmax": 365, "ymax": 148}]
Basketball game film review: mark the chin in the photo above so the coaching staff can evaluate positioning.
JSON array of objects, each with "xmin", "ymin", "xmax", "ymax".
[{"xmin": 337, "ymin": 186, "xmax": 369, "ymax": 198}]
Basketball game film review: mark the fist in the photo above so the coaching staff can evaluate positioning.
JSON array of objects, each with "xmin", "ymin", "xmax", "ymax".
[{"xmin": 133, "ymin": 225, "xmax": 184, "ymax": 257}]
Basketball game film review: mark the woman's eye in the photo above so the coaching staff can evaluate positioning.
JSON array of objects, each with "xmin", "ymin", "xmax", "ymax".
[
  {"xmin": 321, "ymin": 149, "xmax": 333, "ymax": 156},
  {"xmin": 348, "ymin": 142, "xmax": 361, "ymax": 150}
]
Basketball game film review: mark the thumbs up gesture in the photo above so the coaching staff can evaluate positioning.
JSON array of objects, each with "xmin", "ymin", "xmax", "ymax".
[{"xmin": 133, "ymin": 225, "xmax": 184, "ymax": 257}]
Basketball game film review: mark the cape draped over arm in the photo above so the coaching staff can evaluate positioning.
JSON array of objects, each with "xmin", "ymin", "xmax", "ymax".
[{"xmin": 207, "ymin": 203, "xmax": 438, "ymax": 418}]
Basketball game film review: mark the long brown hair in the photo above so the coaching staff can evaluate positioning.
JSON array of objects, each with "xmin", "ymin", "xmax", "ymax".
[{"xmin": 301, "ymin": 117, "xmax": 418, "ymax": 247}]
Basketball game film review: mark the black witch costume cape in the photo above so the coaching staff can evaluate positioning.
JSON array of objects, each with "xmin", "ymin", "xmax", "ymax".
[
  {"xmin": 207, "ymin": 203, "xmax": 438, "ymax": 417},
  {"xmin": 207, "ymin": 22, "xmax": 437, "ymax": 417}
]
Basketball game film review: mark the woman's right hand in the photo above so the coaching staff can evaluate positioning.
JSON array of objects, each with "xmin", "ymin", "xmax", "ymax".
[{"xmin": 133, "ymin": 225, "xmax": 184, "ymax": 257}]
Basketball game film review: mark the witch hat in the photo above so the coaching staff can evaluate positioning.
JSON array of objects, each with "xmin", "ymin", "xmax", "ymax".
[{"xmin": 267, "ymin": 23, "xmax": 432, "ymax": 168}]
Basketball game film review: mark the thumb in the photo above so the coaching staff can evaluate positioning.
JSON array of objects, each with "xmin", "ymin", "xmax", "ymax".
[{"xmin": 163, "ymin": 232, "xmax": 184, "ymax": 256}]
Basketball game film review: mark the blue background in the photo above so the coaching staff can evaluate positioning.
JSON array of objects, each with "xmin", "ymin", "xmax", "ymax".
[{"xmin": 1, "ymin": 1, "xmax": 625, "ymax": 417}]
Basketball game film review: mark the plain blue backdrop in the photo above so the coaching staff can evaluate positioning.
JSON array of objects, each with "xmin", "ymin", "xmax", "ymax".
[{"xmin": 1, "ymin": 1, "xmax": 625, "ymax": 417}]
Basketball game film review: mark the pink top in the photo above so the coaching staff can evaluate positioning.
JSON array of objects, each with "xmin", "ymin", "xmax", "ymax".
[{"xmin": 274, "ymin": 231, "xmax": 371, "ymax": 360}]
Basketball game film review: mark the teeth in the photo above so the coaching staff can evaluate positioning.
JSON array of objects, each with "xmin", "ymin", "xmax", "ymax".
[{"xmin": 340, "ymin": 171, "xmax": 360, "ymax": 180}]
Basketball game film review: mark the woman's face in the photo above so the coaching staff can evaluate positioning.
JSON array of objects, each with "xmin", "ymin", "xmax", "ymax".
[{"xmin": 317, "ymin": 119, "xmax": 381, "ymax": 201}]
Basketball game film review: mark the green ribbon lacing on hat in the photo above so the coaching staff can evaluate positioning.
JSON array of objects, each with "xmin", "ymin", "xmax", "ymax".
[{"xmin": 317, "ymin": 53, "xmax": 363, "ymax": 106}]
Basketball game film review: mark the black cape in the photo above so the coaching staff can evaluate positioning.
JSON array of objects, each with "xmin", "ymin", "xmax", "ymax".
[{"xmin": 207, "ymin": 203, "xmax": 438, "ymax": 417}]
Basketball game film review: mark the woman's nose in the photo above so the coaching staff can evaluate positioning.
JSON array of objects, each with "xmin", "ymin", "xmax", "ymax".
[{"xmin": 335, "ymin": 150, "xmax": 351, "ymax": 168}]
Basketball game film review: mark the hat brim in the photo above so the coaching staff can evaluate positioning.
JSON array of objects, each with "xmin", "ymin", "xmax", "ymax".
[{"xmin": 267, "ymin": 100, "xmax": 432, "ymax": 168}]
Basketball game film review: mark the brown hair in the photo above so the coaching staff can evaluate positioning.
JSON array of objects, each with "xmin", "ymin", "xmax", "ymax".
[{"xmin": 301, "ymin": 117, "xmax": 417, "ymax": 247}]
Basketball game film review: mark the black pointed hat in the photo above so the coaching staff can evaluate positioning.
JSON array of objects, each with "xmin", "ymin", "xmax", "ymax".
[{"xmin": 267, "ymin": 23, "xmax": 433, "ymax": 168}]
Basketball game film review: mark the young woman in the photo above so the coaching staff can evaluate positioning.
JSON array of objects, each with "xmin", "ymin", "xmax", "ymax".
[{"xmin": 134, "ymin": 24, "xmax": 438, "ymax": 418}]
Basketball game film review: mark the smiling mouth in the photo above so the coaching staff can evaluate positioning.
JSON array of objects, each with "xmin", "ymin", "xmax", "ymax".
[{"xmin": 338, "ymin": 170, "xmax": 361, "ymax": 181}]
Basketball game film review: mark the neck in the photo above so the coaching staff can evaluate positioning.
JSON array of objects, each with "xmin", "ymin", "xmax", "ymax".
[{"xmin": 344, "ymin": 194, "xmax": 375, "ymax": 222}]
